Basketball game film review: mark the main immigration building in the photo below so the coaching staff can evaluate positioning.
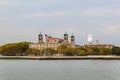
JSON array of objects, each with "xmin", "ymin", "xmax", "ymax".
[{"xmin": 29, "ymin": 32, "xmax": 76, "ymax": 50}]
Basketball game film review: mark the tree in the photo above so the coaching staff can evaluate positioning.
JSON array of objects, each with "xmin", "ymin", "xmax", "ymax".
[
  {"xmin": 65, "ymin": 47, "xmax": 77, "ymax": 56},
  {"xmin": 57, "ymin": 44, "xmax": 67, "ymax": 55},
  {"xmin": 0, "ymin": 47, "xmax": 2, "ymax": 55},
  {"xmin": 45, "ymin": 48, "xmax": 57, "ymax": 56},
  {"xmin": 100, "ymin": 48, "xmax": 111, "ymax": 55},
  {"xmin": 92, "ymin": 47, "xmax": 100, "ymax": 55},
  {"xmin": 25, "ymin": 48, "xmax": 41, "ymax": 56},
  {"xmin": 77, "ymin": 49, "xmax": 86, "ymax": 56},
  {"xmin": 111, "ymin": 47, "xmax": 120, "ymax": 55},
  {"xmin": 86, "ymin": 48, "xmax": 94, "ymax": 55},
  {"xmin": 0, "ymin": 42, "xmax": 29, "ymax": 56}
]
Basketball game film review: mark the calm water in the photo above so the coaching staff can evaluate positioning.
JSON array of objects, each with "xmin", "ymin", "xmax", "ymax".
[{"xmin": 0, "ymin": 60, "xmax": 120, "ymax": 80}]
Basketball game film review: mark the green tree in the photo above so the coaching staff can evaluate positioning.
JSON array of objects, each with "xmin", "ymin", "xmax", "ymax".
[
  {"xmin": 0, "ymin": 42, "xmax": 29, "ymax": 56},
  {"xmin": 86, "ymin": 48, "xmax": 94, "ymax": 55},
  {"xmin": 79, "ymin": 49, "xmax": 86, "ymax": 56},
  {"xmin": 92, "ymin": 47, "xmax": 100, "ymax": 55},
  {"xmin": 25, "ymin": 48, "xmax": 41, "ymax": 56},
  {"xmin": 57, "ymin": 44, "xmax": 67, "ymax": 55},
  {"xmin": 74, "ymin": 48, "xmax": 87, "ymax": 56},
  {"xmin": 45, "ymin": 48, "xmax": 57, "ymax": 56},
  {"xmin": 100, "ymin": 48, "xmax": 111, "ymax": 55},
  {"xmin": 0, "ymin": 47, "xmax": 2, "ymax": 55},
  {"xmin": 65, "ymin": 47, "xmax": 77, "ymax": 56},
  {"xmin": 111, "ymin": 47, "xmax": 120, "ymax": 55}
]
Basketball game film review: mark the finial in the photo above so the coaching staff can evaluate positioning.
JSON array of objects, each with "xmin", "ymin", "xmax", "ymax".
[
  {"xmin": 65, "ymin": 30, "xmax": 67, "ymax": 34},
  {"xmin": 38, "ymin": 32, "xmax": 43, "ymax": 36},
  {"xmin": 49, "ymin": 34, "xmax": 51, "ymax": 38},
  {"xmin": 72, "ymin": 33, "xmax": 74, "ymax": 36}
]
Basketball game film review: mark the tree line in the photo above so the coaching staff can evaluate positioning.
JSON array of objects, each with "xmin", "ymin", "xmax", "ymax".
[{"xmin": 0, "ymin": 42, "xmax": 120, "ymax": 56}]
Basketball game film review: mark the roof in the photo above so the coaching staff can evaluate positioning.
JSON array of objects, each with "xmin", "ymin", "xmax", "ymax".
[{"xmin": 38, "ymin": 32, "xmax": 43, "ymax": 36}]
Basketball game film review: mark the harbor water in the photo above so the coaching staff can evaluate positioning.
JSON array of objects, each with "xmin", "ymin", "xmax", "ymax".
[{"xmin": 0, "ymin": 60, "xmax": 120, "ymax": 80}]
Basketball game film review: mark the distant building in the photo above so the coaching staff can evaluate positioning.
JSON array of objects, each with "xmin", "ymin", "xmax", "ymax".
[
  {"xmin": 85, "ymin": 36, "xmax": 114, "ymax": 48},
  {"xmin": 29, "ymin": 32, "xmax": 75, "ymax": 50},
  {"xmin": 84, "ymin": 44, "xmax": 114, "ymax": 49},
  {"xmin": 85, "ymin": 40, "xmax": 114, "ymax": 49}
]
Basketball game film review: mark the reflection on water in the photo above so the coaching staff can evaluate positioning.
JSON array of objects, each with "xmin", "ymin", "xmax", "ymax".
[{"xmin": 0, "ymin": 60, "xmax": 120, "ymax": 80}]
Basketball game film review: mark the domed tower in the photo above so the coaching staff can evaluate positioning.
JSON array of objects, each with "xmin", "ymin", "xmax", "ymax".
[
  {"xmin": 64, "ymin": 31, "xmax": 69, "ymax": 44},
  {"xmin": 71, "ymin": 33, "xmax": 75, "ymax": 46},
  {"xmin": 38, "ymin": 32, "xmax": 43, "ymax": 43}
]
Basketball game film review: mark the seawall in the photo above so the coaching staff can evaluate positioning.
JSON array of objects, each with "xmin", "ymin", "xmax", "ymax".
[{"xmin": 0, "ymin": 56, "xmax": 120, "ymax": 60}]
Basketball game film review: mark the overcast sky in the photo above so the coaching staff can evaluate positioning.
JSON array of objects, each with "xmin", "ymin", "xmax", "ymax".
[{"xmin": 0, "ymin": 0, "xmax": 120, "ymax": 46}]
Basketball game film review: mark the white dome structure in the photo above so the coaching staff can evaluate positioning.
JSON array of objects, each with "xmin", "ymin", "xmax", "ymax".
[{"xmin": 88, "ymin": 34, "xmax": 93, "ymax": 44}]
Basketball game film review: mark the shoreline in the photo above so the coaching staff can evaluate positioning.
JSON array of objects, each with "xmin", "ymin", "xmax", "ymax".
[{"xmin": 0, "ymin": 56, "xmax": 120, "ymax": 60}]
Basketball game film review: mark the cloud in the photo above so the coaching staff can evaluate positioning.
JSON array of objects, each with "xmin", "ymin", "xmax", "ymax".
[
  {"xmin": 96, "ymin": 24, "xmax": 120, "ymax": 35},
  {"xmin": 0, "ymin": 0, "xmax": 20, "ymax": 5},
  {"xmin": 104, "ymin": 25, "xmax": 120, "ymax": 32},
  {"xmin": 0, "ymin": 0, "xmax": 58, "ymax": 7},
  {"xmin": 18, "ymin": 8, "xmax": 120, "ymax": 19},
  {"xmin": 79, "ymin": 8, "xmax": 120, "ymax": 17},
  {"xmin": 26, "ymin": 0, "xmax": 56, "ymax": 6},
  {"xmin": 112, "ymin": 0, "xmax": 120, "ymax": 2},
  {"xmin": 0, "ymin": 1, "xmax": 11, "ymax": 5},
  {"xmin": 0, "ymin": 26, "xmax": 39, "ymax": 44},
  {"xmin": 19, "ymin": 11, "xmax": 67, "ymax": 18}
]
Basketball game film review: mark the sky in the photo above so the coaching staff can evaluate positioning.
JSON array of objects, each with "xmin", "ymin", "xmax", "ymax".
[{"xmin": 0, "ymin": 0, "xmax": 120, "ymax": 46}]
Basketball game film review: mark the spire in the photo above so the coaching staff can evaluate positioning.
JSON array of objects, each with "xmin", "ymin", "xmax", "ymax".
[
  {"xmin": 71, "ymin": 33, "xmax": 74, "ymax": 37},
  {"xmin": 38, "ymin": 32, "xmax": 43, "ymax": 36},
  {"xmin": 71, "ymin": 33, "xmax": 75, "ymax": 46},
  {"xmin": 64, "ymin": 30, "xmax": 68, "ymax": 36},
  {"xmin": 49, "ymin": 34, "xmax": 51, "ymax": 38},
  {"xmin": 65, "ymin": 30, "xmax": 67, "ymax": 34},
  {"xmin": 64, "ymin": 30, "xmax": 69, "ymax": 44},
  {"xmin": 38, "ymin": 32, "xmax": 43, "ymax": 43}
]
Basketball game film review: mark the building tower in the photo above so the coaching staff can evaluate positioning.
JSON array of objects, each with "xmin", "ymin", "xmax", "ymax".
[
  {"xmin": 38, "ymin": 32, "xmax": 43, "ymax": 43},
  {"xmin": 64, "ymin": 31, "xmax": 69, "ymax": 44},
  {"xmin": 88, "ymin": 34, "xmax": 93, "ymax": 44},
  {"xmin": 71, "ymin": 33, "xmax": 75, "ymax": 46}
]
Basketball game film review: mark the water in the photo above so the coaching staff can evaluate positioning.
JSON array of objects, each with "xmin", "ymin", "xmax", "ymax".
[{"xmin": 0, "ymin": 60, "xmax": 120, "ymax": 80}]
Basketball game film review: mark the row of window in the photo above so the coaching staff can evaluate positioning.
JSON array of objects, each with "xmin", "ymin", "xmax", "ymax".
[
  {"xmin": 85, "ymin": 45, "xmax": 113, "ymax": 48},
  {"xmin": 30, "ymin": 44, "xmax": 61, "ymax": 48}
]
